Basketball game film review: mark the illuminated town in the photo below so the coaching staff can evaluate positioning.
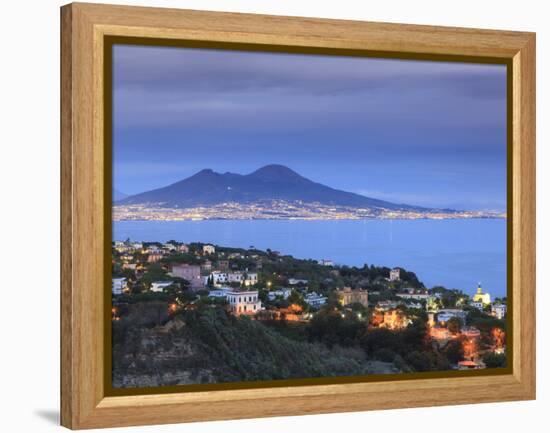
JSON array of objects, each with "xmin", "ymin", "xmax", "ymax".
[
  {"xmin": 113, "ymin": 200, "xmax": 505, "ymax": 221},
  {"xmin": 111, "ymin": 239, "xmax": 507, "ymax": 388}
]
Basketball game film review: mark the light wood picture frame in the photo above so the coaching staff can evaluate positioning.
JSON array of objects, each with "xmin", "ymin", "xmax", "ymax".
[{"xmin": 60, "ymin": 2, "xmax": 535, "ymax": 429}]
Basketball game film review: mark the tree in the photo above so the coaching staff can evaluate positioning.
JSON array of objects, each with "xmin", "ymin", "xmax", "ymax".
[
  {"xmin": 287, "ymin": 290, "xmax": 307, "ymax": 310},
  {"xmin": 373, "ymin": 348, "xmax": 396, "ymax": 362},
  {"xmin": 446, "ymin": 317, "xmax": 462, "ymax": 334},
  {"xmin": 404, "ymin": 351, "xmax": 432, "ymax": 372},
  {"xmin": 308, "ymin": 310, "xmax": 364, "ymax": 348},
  {"xmin": 405, "ymin": 350, "xmax": 449, "ymax": 372},
  {"xmin": 180, "ymin": 290, "xmax": 198, "ymax": 302},
  {"xmin": 483, "ymin": 352, "xmax": 506, "ymax": 368},
  {"xmin": 139, "ymin": 263, "xmax": 169, "ymax": 290},
  {"xmin": 401, "ymin": 319, "xmax": 428, "ymax": 351},
  {"xmin": 359, "ymin": 328, "xmax": 402, "ymax": 355},
  {"xmin": 444, "ymin": 339, "xmax": 464, "ymax": 364}
]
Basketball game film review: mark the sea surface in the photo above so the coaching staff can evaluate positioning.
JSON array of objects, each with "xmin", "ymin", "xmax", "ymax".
[{"xmin": 113, "ymin": 218, "xmax": 507, "ymax": 297}]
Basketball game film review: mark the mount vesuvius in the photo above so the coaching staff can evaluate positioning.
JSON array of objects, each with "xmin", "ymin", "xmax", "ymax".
[{"xmin": 118, "ymin": 164, "xmax": 435, "ymax": 212}]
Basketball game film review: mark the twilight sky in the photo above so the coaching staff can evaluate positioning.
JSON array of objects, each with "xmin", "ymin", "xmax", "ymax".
[{"xmin": 113, "ymin": 44, "xmax": 507, "ymax": 211}]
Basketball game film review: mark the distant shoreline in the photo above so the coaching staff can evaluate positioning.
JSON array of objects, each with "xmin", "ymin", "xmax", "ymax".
[
  {"xmin": 113, "ymin": 199, "xmax": 505, "ymax": 222},
  {"xmin": 112, "ymin": 215, "xmax": 507, "ymax": 222}
]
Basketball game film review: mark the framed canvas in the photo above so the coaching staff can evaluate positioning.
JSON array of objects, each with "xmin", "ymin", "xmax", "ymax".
[{"xmin": 60, "ymin": 2, "xmax": 536, "ymax": 429}]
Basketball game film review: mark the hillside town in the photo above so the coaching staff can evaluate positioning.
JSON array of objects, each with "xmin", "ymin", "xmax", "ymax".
[{"xmin": 111, "ymin": 239, "xmax": 507, "ymax": 387}]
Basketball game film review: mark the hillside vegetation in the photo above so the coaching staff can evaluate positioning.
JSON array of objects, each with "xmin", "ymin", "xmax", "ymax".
[{"xmin": 112, "ymin": 305, "xmax": 379, "ymax": 388}]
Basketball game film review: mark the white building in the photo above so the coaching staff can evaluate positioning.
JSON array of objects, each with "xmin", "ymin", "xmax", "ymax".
[
  {"xmin": 389, "ymin": 268, "xmax": 401, "ymax": 281},
  {"xmin": 376, "ymin": 300, "xmax": 399, "ymax": 311},
  {"xmin": 227, "ymin": 290, "xmax": 262, "ymax": 315},
  {"xmin": 470, "ymin": 300, "xmax": 485, "ymax": 311},
  {"xmin": 396, "ymin": 292, "xmax": 430, "ymax": 301},
  {"xmin": 205, "ymin": 271, "xmax": 257, "ymax": 287},
  {"xmin": 492, "ymin": 303, "xmax": 507, "ymax": 320},
  {"xmin": 243, "ymin": 272, "xmax": 258, "ymax": 287},
  {"xmin": 228, "ymin": 272, "xmax": 244, "ymax": 283},
  {"xmin": 267, "ymin": 288, "xmax": 292, "ymax": 301},
  {"xmin": 208, "ymin": 287, "xmax": 232, "ymax": 298},
  {"xmin": 146, "ymin": 245, "xmax": 162, "ymax": 254},
  {"xmin": 304, "ymin": 292, "xmax": 327, "ymax": 309},
  {"xmin": 114, "ymin": 241, "xmax": 131, "ymax": 253},
  {"xmin": 288, "ymin": 278, "xmax": 308, "ymax": 285},
  {"xmin": 317, "ymin": 259, "xmax": 334, "ymax": 266},
  {"xmin": 150, "ymin": 281, "xmax": 174, "ymax": 293},
  {"xmin": 437, "ymin": 309, "xmax": 467, "ymax": 324},
  {"xmin": 112, "ymin": 277, "xmax": 127, "ymax": 295},
  {"xmin": 206, "ymin": 271, "xmax": 229, "ymax": 285},
  {"xmin": 203, "ymin": 244, "xmax": 216, "ymax": 255}
]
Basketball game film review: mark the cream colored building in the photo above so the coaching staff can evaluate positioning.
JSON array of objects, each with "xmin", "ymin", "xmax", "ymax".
[
  {"xmin": 203, "ymin": 244, "xmax": 216, "ymax": 255},
  {"xmin": 472, "ymin": 283, "xmax": 491, "ymax": 306},
  {"xmin": 389, "ymin": 268, "xmax": 400, "ymax": 281},
  {"xmin": 243, "ymin": 272, "xmax": 258, "ymax": 287},
  {"xmin": 335, "ymin": 287, "xmax": 369, "ymax": 307},
  {"xmin": 227, "ymin": 290, "xmax": 262, "ymax": 315}
]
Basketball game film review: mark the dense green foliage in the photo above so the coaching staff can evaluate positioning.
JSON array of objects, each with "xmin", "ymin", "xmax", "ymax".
[
  {"xmin": 482, "ymin": 352, "xmax": 507, "ymax": 368},
  {"xmin": 113, "ymin": 305, "xmax": 369, "ymax": 387},
  {"xmin": 184, "ymin": 308, "xmax": 368, "ymax": 381}
]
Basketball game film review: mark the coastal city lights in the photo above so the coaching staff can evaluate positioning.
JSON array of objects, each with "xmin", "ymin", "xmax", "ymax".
[{"xmin": 113, "ymin": 201, "xmax": 505, "ymax": 222}]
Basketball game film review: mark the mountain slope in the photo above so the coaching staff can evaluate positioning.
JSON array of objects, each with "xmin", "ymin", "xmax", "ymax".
[
  {"xmin": 113, "ymin": 188, "xmax": 129, "ymax": 202},
  {"xmin": 118, "ymin": 164, "xmax": 429, "ymax": 211}
]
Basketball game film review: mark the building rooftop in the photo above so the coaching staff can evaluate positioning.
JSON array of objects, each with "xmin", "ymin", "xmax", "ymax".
[{"xmin": 227, "ymin": 289, "xmax": 258, "ymax": 295}]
